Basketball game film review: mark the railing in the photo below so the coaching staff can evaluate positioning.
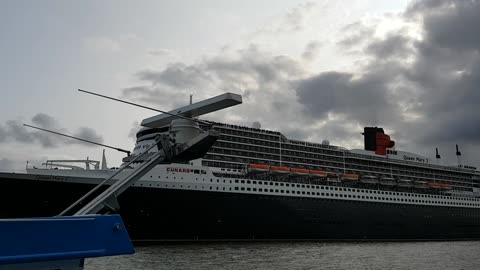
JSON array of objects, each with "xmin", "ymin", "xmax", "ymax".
[
  {"xmin": 203, "ymin": 119, "xmax": 480, "ymax": 176},
  {"xmin": 203, "ymin": 120, "xmax": 284, "ymax": 137},
  {"xmin": 345, "ymin": 152, "xmax": 479, "ymax": 175}
]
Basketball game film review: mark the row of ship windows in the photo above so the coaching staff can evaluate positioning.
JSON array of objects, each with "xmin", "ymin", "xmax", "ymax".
[
  {"xmin": 138, "ymin": 180, "xmax": 480, "ymax": 208},
  {"xmin": 215, "ymin": 126, "xmax": 282, "ymax": 141},
  {"xmin": 233, "ymin": 186, "xmax": 480, "ymax": 206},
  {"xmin": 232, "ymin": 179, "xmax": 478, "ymax": 201},
  {"xmin": 217, "ymin": 124, "xmax": 345, "ymax": 152},
  {"xmin": 219, "ymin": 134, "xmax": 341, "ymax": 154},
  {"xmin": 150, "ymin": 174, "xmax": 479, "ymax": 203}
]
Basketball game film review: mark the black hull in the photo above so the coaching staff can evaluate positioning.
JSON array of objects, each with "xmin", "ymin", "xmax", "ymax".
[{"xmin": 1, "ymin": 174, "xmax": 480, "ymax": 241}]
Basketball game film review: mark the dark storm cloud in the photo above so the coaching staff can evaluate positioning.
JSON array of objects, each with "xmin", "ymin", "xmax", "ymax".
[
  {"xmin": 0, "ymin": 113, "xmax": 104, "ymax": 148},
  {"xmin": 31, "ymin": 113, "xmax": 60, "ymax": 130},
  {"xmin": 280, "ymin": 0, "xmax": 480, "ymax": 165},
  {"xmin": 295, "ymin": 71, "xmax": 392, "ymax": 124},
  {"xmin": 402, "ymin": 0, "xmax": 480, "ymax": 149},
  {"xmin": 365, "ymin": 35, "xmax": 413, "ymax": 59},
  {"xmin": 316, "ymin": 0, "xmax": 480, "ymax": 163},
  {"xmin": 407, "ymin": 0, "xmax": 480, "ymax": 52}
]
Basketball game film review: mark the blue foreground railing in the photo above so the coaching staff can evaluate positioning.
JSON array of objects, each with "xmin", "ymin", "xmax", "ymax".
[{"xmin": 0, "ymin": 215, "xmax": 134, "ymax": 270}]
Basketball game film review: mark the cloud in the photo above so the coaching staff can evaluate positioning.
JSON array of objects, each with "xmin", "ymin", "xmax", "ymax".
[
  {"xmin": 0, "ymin": 158, "xmax": 14, "ymax": 171},
  {"xmin": 4, "ymin": 121, "xmax": 34, "ymax": 143},
  {"xmin": 148, "ymin": 48, "xmax": 174, "ymax": 57},
  {"xmin": 338, "ymin": 21, "xmax": 376, "ymax": 48},
  {"xmin": 122, "ymin": 45, "xmax": 305, "ymax": 112},
  {"xmin": 294, "ymin": 71, "xmax": 393, "ymax": 124},
  {"xmin": 364, "ymin": 34, "xmax": 413, "ymax": 59},
  {"xmin": 328, "ymin": 0, "xmax": 480, "ymax": 164},
  {"xmin": 138, "ymin": 63, "xmax": 213, "ymax": 89},
  {"xmin": 302, "ymin": 41, "xmax": 322, "ymax": 61},
  {"xmin": 120, "ymin": 0, "xmax": 480, "ymax": 166},
  {"xmin": 0, "ymin": 113, "xmax": 104, "ymax": 148},
  {"xmin": 69, "ymin": 127, "xmax": 104, "ymax": 146},
  {"xmin": 128, "ymin": 121, "xmax": 140, "ymax": 141},
  {"xmin": 0, "ymin": 124, "xmax": 6, "ymax": 143},
  {"xmin": 32, "ymin": 113, "xmax": 60, "ymax": 129},
  {"xmin": 282, "ymin": 2, "xmax": 316, "ymax": 32},
  {"xmin": 250, "ymin": 1, "xmax": 318, "ymax": 37},
  {"xmin": 84, "ymin": 36, "xmax": 122, "ymax": 52}
]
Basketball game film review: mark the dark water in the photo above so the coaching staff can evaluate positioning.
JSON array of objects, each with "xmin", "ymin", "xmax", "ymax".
[{"xmin": 86, "ymin": 241, "xmax": 480, "ymax": 270}]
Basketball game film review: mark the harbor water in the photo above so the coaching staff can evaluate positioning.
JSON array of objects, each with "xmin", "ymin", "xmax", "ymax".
[{"xmin": 86, "ymin": 241, "xmax": 480, "ymax": 270}]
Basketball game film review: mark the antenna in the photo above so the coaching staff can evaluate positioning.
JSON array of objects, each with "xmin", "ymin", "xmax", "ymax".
[
  {"xmin": 78, "ymin": 89, "xmax": 209, "ymax": 126},
  {"xmin": 435, "ymin": 147, "xmax": 441, "ymax": 165},
  {"xmin": 456, "ymin": 144, "xmax": 462, "ymax": 167},
  {"xmin": 23, "ymin": 124, "xmax": 131, "ymax": 156}
]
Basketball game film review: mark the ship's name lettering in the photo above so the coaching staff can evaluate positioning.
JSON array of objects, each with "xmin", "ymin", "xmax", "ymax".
[
  {"xmin": 403, "ymin": 155, "xmax": 428, "ymax": 163},
  {"xmin": 167, "ymin": 167, "xmax": 192, "ymax": 173}
]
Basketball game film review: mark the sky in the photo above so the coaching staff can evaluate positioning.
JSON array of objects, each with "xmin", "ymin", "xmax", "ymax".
[{"xmin": 1, "ymin": 0, "xmax": 480, "ymax": 171}]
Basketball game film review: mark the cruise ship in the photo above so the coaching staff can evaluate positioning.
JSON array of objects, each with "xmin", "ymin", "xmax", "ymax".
[{"xmin": 1, "ymin": 92, "xmax": 480, "ymax": 241}]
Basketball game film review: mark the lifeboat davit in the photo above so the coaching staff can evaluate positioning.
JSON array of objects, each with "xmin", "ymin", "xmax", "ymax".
[
  {"xmin": 290, "ymin": 168, "xmax": 309, "ymax": 175},
  {"xmin": 397, "ymin": 179, "xmax": 413, "ymax": 188},
  {"xmin": 341, "ymin": 173, "xmax": 359, "ymax": 181},
  {"xmin": 379, "ymin": 177, "xmax": 396, "ymax": 186},
  {"xmin": 427, "ymin": 182, "xmax": 452, "ymax": 190},
  {"xmin": 309, "ymin": 170, "xmax": 328, "ymax": 177},
  {"xmin": 270, "ymin": 166, "xmax": 290, "ymax": 174},
  {"xmin": 327, "ymin": 177, "xmax": 342, "ymax": 183},
  {"xmin": 327, "ymin": 172, "xmax": 341, "ymax": 183},
  {"xmin": 360, "ymin": 175, "xmax": 379, "ymax": 184},
  {"xmin": 413, "ymin": 181, "xmax": 428, "ymax": 189},
  {"xmin": 247, "ymin": 164, "xmax": 270, "ymax": 172}
]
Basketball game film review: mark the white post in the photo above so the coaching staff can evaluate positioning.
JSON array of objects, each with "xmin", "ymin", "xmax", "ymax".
[{"xmin": 279, "ymin": 134, "xmax": 282, "ymax": 166}]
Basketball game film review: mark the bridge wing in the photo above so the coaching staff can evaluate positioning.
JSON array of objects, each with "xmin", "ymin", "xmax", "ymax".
[{"xmin": 141, "ymin": 92, "xmax": 242, "ymax": 128}]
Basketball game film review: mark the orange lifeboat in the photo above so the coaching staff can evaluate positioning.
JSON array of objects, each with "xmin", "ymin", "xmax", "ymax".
[
  {"xmin": 270, "ymin": 166, "xmax": 290, "ymax": 174},
  {"xmin": 341, "ymin": 173, "xmax": 359, "ymax": 181},
  {"xmin": 309, "ymin": 170, "xmax": 328, "ymax": 177},
  {"xmin": 427, "ymin": 182, "xmax": 452, "ymax": 189},
  {"xmin": 327, "ymin": 172, "xmax": 339, "ymax": 178},
  {"xmin": 247, "ymin": 164, "xmax": 270, "ymax": 172},
  {"xmin": 290, "ymin": 168, "xmax": 309, "ymax": 175}
]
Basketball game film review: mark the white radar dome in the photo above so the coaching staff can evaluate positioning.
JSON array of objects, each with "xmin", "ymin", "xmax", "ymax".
[
  {"xmin": 322, "ymin": 140, "xmax": 330, "ymax": 146},
  {"xmin": 252, "ymin": 121, "xmax": 261, "ymax": 129}
]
